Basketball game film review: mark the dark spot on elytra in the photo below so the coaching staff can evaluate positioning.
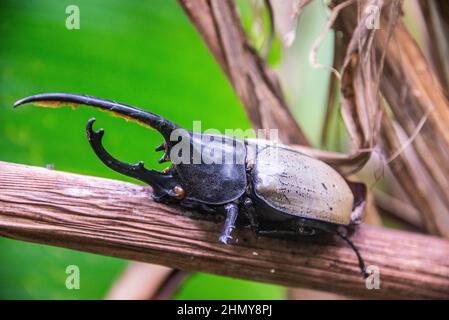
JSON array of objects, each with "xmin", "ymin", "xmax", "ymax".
[{"xmin": 321, "ymin": 183, "xmax": 328, "ymax": 191}]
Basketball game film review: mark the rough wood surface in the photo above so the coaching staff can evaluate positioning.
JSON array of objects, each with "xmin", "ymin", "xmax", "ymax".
[{"xmin": 1, "ymin": 161, "xmax": 449, "ymax": 299}]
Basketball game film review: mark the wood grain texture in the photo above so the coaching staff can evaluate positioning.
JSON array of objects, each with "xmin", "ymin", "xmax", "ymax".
[{"xmin": 1, "ymin": 161, "xmax": 449, "ymax": 299}]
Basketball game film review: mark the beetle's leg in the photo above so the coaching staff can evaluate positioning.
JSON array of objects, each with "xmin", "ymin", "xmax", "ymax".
[
  {"xmin": 256, "ymin": 228, "xmax": 299, "ymax": 237},
  {"xmin": 252, "ymin": 218, "xmax": 307, "ymax": 237},
  {"xmin": 335, "ymin": 227, "xmax": 368, "ymax": 278},
  {"xmin": 219, "ymin": 203, "xmax": 239, "ymax": 244},
  {"xmin": 86, "ymin": 118, "xmax": 179, "ymax": 200},
  {"xmin": 242, "ymin": 197, "xmax": 259, "ymax": 231}
]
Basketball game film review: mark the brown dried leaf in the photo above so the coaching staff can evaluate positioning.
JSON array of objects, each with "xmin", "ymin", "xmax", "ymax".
[
  {"xmin": 338, "ymin": 0, "xmax": 392, "ymax": 172},
  {"xmin": 302, "ymin": 0, "xmax": 399, "ymax": 174}
]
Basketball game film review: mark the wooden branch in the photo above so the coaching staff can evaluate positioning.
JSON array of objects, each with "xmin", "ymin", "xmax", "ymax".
[
  {"xmin": 178, "ymin": 0, "xmax": 309, "ymax": 146},
  {"xmin": 1, "ymin": 161, "xmax": 449, "ymax": 299}
]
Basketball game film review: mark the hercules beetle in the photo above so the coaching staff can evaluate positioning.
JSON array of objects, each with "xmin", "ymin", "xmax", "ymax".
[{"xmin": 14, "ymin": 93, "xmax": 368, "ymax": 276}]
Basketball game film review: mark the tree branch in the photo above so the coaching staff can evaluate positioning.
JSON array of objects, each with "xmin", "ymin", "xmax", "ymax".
[{"xmin": 1, "ymin": 161, "xmax": 448, "ymax": 299}]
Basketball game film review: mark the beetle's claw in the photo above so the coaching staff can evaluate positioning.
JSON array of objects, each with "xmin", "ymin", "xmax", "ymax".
[
  {"xmin": 87, "ymin": 118, "xmax": 150, "ymax": 173},
  {"xmin": 86, "ymin": 118, "xmax": 104, "ymax": 140},
  {"xmin": 158, "ymin": 153, "xmax": 170, "ymax": 164},
  {"xmin": 155, "ymin": 142, "xmax": 166, "ymax": 152},
  {"xmin": 218, "ymin": 235, "xmax": 232, "ymax": 245},
  {"xmin": 362, "ymin": 267, "xmax": 369, "ymax": 279}
]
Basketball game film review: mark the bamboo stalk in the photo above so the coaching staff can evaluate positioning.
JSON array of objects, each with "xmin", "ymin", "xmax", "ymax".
[{"xmin": 0, "ymin": 161, "xmax": 448, "ymax": 299}]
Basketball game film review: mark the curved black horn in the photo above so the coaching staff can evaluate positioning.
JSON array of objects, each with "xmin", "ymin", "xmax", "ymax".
[{"xmin": 14, "ymin": 93, "xmax": 179, "ymax": 144}]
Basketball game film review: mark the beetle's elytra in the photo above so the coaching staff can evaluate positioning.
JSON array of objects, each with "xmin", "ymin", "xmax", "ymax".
[{"xmin": 14, "ymin": 93, "xmax": 368, "ymax": 276}]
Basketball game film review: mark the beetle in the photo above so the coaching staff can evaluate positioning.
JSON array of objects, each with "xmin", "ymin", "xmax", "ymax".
[{"xmin": 14, "ymin": 93, "xmax": 368, "ymax": 276}]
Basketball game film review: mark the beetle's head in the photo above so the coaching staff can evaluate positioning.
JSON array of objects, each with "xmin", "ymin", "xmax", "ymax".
[{"xmin": 14, "ymin": 93, "xmax": 188, "ymax": 202}]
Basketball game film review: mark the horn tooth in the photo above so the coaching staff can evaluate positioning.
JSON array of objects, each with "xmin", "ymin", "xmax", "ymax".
[
  {"xmin": 155, "ymin": 142, "xmax": 166, "ymax": 152},
  {"xmin": 136, "ymin": 161, "xmax": 145, "ymax": 170},
  {"xmin": 158, "ymin": 153, "xmax": 170, "ymax": 164}
]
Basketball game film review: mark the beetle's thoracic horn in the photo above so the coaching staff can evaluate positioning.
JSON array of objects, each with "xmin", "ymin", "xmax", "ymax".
[{"xmin": 13, "ymin": 93, "xmax": 179, "ymax": 146}]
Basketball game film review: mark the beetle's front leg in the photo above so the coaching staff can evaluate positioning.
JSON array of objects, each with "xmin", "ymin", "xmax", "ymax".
[
  {"xmin": 85, "ymin": 118, "xmax": 180, "ymax": 200},
  {"xmin": 219, "ymin": 203, "xmax": 239, "ymax": 244},
  {"xmin": 242, "ymin": 197, "xmax": 259, "ymax": 231}
]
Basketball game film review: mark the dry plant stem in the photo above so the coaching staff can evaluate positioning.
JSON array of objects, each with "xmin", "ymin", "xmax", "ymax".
[
  {"xmin": 269, "ymin": 0, "xmax": 306, "ymax": 47},
  {"xmin": 417, "ymin": 0, "xmax": 449, "ymax": 97},
  {"xmin": 106, "ymin": 262, "xmax": 187, "ymax": 300},
  {"xmin": 1, "ymin": 161, "xmax": 449, "ymax": 299},
  {"xmin": 292, "ymin": 0, "xmax": 313, "ymax": 17},
  {"xmin": 379, "ymin": 21, "xmax": 449, "ymax": 194},
  {"xmin": 309, "ymin": 0, "xmax": 355, "ymax": 80},
  {"xmin": 373, "ymin": 189, "xmax": 422, "ymax": 230},
  {"xmin": 380, "ymin": 113, "xmax": 442, "ymax": 234},
  {"xmin": 334, "ymin": 0, "xmax": 449, "ymax": 238},
  {"xmin": 337, "ymin": 0, "xmax": 392, "ymax": 172},
  {"xmin": 320, "ymin": 32, "xmax": 345, "ymax": 148},
  {"xmin": 178, "ymin": 0, "xmax": 309, "ymax": 146},
  {"xmin": 378, "ymin": 21, "xmax": 449, "ymax": 237},
  {"xmin": 106, "ymin": 262, "xmax": 173, "ymax": 300}
]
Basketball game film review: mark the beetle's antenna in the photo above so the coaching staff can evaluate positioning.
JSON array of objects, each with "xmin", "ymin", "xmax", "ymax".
[
  {"xmin": 335, "ymin": 228, "xmax": 368, "ymax": 278},
  {"xmin": 14, "ymin": 93, "xmax": 179, "ymax": 147}
]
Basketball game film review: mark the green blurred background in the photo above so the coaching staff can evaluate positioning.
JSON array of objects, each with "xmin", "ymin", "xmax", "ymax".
[{"xmin": 0, "ymin": 0, "xmax": 333, "ymax": 299}]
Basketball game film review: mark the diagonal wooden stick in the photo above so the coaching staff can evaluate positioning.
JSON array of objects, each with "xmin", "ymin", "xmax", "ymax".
[{"xmin": 0, "ymin": 161, "xmax": 448, "ymax": 299}]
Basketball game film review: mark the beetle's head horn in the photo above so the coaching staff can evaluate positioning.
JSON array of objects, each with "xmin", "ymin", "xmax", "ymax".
[{"xmin": 13, "ymin": 93, "xmax": 180, "ymax": 150}]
